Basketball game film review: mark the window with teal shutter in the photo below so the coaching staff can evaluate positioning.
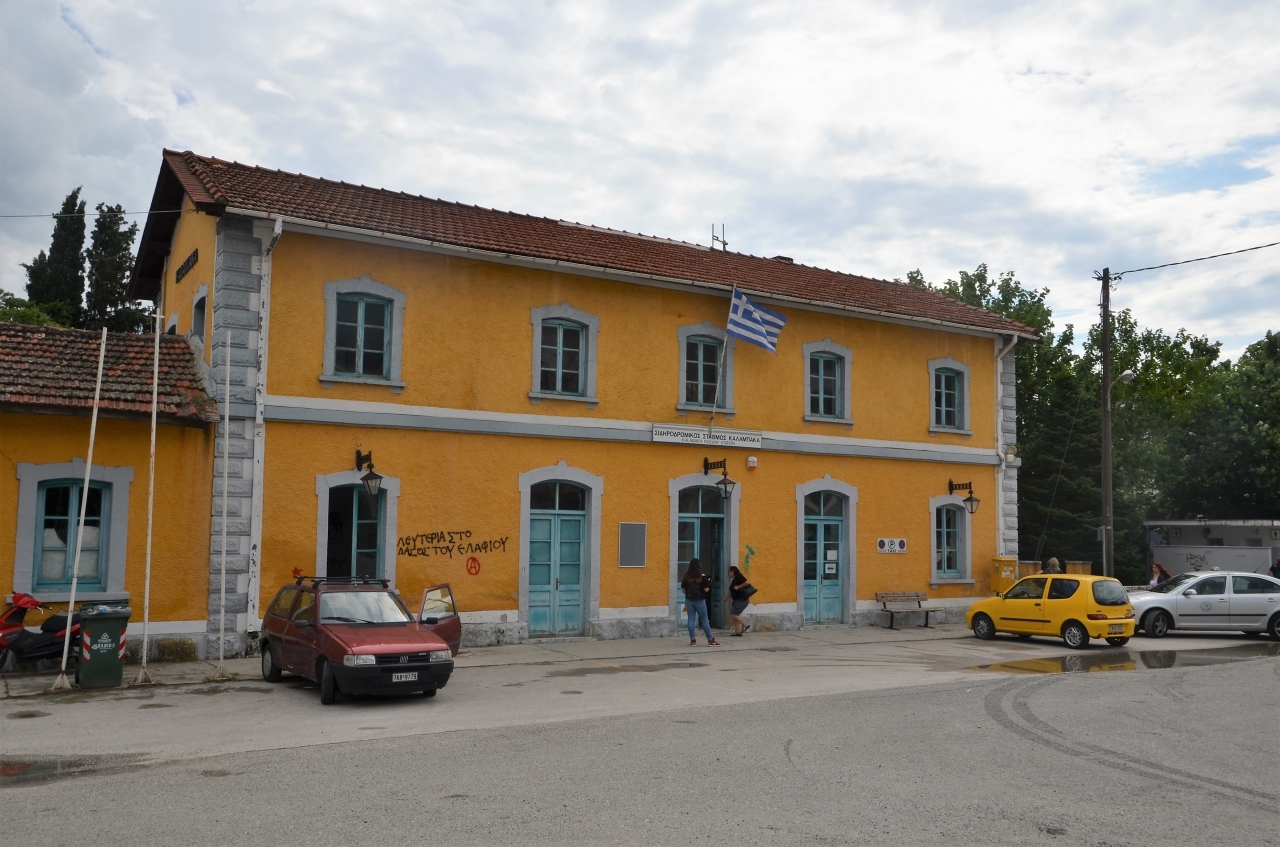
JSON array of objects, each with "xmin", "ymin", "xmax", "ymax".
[
  {"xmin": 540, "ymin": 320, "xmax": 586, "ymax": 395},
  {"xmin": 684, "ymin": 336, "xmax": 724, "ymax": 407},
  {"xmin": 334, "ymin": 295, "xmax": 390, "ymax": 378},
  {"xmin": 808, "ymin": 354, "xmax": 843, "ymax": 418},
  {"xmin": 35, "ymin": 481, "xmax": 110, "ymax": 591}
]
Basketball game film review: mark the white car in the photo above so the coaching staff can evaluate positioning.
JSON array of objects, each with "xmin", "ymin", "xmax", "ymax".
[{"xmin": 1129, "ymin": 570, "xmax": 1280, "ymax": 639}]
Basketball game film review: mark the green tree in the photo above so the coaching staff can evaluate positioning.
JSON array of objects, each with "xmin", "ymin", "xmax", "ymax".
[
  {"xmin": 0, "ymin": 291, "xmax": 59, "ymax": 326},
  {"xmin": 23, "ymin": 188, "xmax": 86, "ymax": 326},
  {"xmin": 84, "ymin": 203, "xmax": 147, "ymax": 333}
]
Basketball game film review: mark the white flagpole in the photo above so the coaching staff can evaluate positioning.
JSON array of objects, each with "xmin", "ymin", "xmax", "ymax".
[
  {"xmin": 708, "ymin": 289, "xmax": 735, "ymax": 433},
  {"xmin": 50, "ymin": 327, "xmax": 108, "ymax": 691},
  {"xmin": 132, "ymin": 308, "xmax": 163, "ymax": 686},
  {"xmin": 212, "ymin": 329, "xmax": 231, "ymax": 681}
]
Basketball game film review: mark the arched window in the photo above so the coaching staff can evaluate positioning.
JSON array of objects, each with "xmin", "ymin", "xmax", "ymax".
[
  {"xmin": 802, "ymin": 491, "xmax": 845, "ymax": 623},
  {"xmin": 192, "ymin": 295, "xmax": 206, "ymax": 342},
  {"xmin": 935, "ymin": 504, "xmax": 964, "ymax": 577}
]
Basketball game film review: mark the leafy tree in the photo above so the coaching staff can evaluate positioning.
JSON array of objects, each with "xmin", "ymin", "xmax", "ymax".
[
  {"xmin": 23, "ymin": 188, "xmax": 86, "ymax": 326},
  {"xmin": 84, "ymin": 203, "xmax": 147, "ymax": 333},
  {"xmin": 0, "ymin": 291, "xmax": 59, "ymax": 326}
]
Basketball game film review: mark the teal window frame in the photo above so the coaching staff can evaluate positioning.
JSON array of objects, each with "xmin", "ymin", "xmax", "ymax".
[
  {"xmin": 34, "ymin": 480, "xmax": 111, "ymax": 592},
  {"xmin": 935, "ymin": 504, "xmax": 962, "ymax": 577},
  {"xmin": 684, "ymin": 336, "xmax": 725, "ymax": 408},
  {"xmin": 539, "ymin": 319, "xmax": 587, "ymax": 396},
  {"xmin": 933, "ymin": 367, "xmax": 963, "ymax": 429},
  {"xmin": 334, "ymin": 294, "xmax": 391, "ymax": 378},
  {"xmin": 328, "ymin": 485, "xmax": 385, "ymax": 579},
  {"xmin": 808, "ymin": 353, "xmax": 843, "ymax": 418}
]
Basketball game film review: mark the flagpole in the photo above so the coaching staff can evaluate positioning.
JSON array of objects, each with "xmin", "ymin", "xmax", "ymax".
[
  {"xmin": 132, "ymin": 307, "xmax": 162, "ymax": 686},
  {"xmin": 50, "ymin": 328, "xmax": 108, "ymax": 691},
  {"xmin": 708, "ymin": 288, "xmax": 735, "ymax": 433}
]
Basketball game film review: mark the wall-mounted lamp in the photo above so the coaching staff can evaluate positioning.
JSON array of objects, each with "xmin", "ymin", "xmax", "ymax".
[
  {"xmin": 703, "ymin": 457, "xmax": 737, "ymax": 501},
  {"xmin": 356, "ymin": 450, "xmax": 383, "ymax": 498},
  {"xmin": 948, "ymin": 479, "xmax": 980, "ymax": 515}
]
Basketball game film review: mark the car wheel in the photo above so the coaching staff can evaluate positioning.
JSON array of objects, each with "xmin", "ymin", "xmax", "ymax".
[
  {"xmin": 422, "ymin": 688, "xmax": 437, "ymax": 698},
  {"xmin": 1062, "ymin": 621, "xmax": 1089, "ymax": 649},
  {"xmin": 972, "ymin": 613, "xmax": 995, "ymax": 640},
  {"xmin": 1268, "ymin": 614, "xmax": 1280, "ymax": 642},
  {"xmin": 1105, "ymin": 636, "xmax": 1130, "ymax": 647},
  {"xmin": 319, "ymin": 661, "xmax": 339, "ymax": 705},
  {"xmin": 1145, "ymin": 610, "xmax": 1171, "ymax": 639},
  {"xmin": 261, "ymin": 644, "xmax": 282, "ymax": 683}
]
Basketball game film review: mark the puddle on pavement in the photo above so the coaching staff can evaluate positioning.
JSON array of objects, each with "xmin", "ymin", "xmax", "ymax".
[
  {"xmin": 545, "ymin": 662, "xmax": 706, "ymax": 677},
  {"xmin": 756, "ymin": 647, "xmax": 797, "ymax": 653},
  {"xmin": 0, "ymin": 754, "xmax": 148, "ymax": 787},
  {"xmin": 185, "ymin": 685, "xmax": 274, "ymax": 696},
  {"xmin": 560, "ymin": 690, "xmax": 583, "ymax": 695},
  {"xmin": 137, "ymin": 703, "xmax": 172, "ymax": 709},
  {"xmin": 6, "ymin": 710, "xmax": 50, "ymax": 719},
  {"xmin": 974, "ymin": 642, "xmax": 1280, "ymax": 675}
]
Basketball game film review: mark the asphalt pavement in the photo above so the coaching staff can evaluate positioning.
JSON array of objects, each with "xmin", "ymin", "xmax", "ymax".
[{"xmin": 1, "ymin": 625, "xmax": 1277, "ymax": 846}]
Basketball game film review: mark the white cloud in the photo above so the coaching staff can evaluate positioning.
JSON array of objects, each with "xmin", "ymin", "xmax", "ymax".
[{"xmin": 1, "ymin": 0, "xmax": 1277, "ymax": 356}]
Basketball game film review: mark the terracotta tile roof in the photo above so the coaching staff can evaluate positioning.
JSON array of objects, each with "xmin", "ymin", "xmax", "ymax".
[
  {"xmin": 0, "ymin": 323, "xmax": 218, "ymax": 425},
  {"xmin": 144, "ymin": 149, "xmax": 1037, "ymax": 339}
]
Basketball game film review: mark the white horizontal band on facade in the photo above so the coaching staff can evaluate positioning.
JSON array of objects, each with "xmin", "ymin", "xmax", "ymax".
[
  {"xmin": 125, "ymin": 619, "xmax": 208, "ymax": 635},
  {"xmin": 596, "ymin": 606, "xmax": 671, "ymax": 620},
  {"xmin": 460, "ymin": 610, "xmax": 521, "ymax": 624},
  {"xmin": 739, "ymin": 602, "xmax": 800, "ymax": 615},
  {"xmin": 851, "ymin": 597, "xmax": 978, "ymax": 611},
  {"xmin": 263, "ymin": 394, "xmax": 1003, "ymax": 467}
]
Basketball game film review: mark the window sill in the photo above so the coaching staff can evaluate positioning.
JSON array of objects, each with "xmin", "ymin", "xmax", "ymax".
[
  {"xmin": 804, "ymin": 414, "xmax": 854, "ymax": 429},
  {"xmin": 676, "ymin": 403, "xmax": 735, "ymax": 418},
  {"xmin": 319, "ymin": 374, "xmax": 406, "ymax": 394},
  {"xmin": 928, "ymin": 425, "xmax": 972, "ymax": 437},
  {"xmin": 930, "ymin": 578, "xmax": 974, "ymax": 588},
  {"xmin": 528, "ymin": 391, "xmax": 599, "ymax": 409},
  {"xmin": 12, "ymin": 591, "xmax": 128, "ymax": 604}
]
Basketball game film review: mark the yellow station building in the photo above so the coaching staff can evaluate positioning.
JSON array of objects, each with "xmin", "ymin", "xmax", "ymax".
[{"xmin": 20, "ymin": 149, "xmax": 1036, "ymax": 655}]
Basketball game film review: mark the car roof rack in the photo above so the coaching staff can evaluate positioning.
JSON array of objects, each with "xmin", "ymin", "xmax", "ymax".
[{"xmin": 293, "ymin": 576, "xmax": 391, "ymax": 588}]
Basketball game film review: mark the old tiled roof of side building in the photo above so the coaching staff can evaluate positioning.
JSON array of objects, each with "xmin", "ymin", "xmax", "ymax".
[
  {"xmin": 0, "ymin": 323, "xmax": 218, "ymax": 425},
  {"xmin": 133, "ymin": 150, "xmax": 1039, "ymax": 340}
]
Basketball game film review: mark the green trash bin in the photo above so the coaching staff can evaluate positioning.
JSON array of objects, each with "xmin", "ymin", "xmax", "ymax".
[{"xmin": 78, "ymin": 604, "xmax": 131, "ymax": 689}]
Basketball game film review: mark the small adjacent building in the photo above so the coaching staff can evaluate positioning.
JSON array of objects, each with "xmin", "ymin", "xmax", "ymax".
[
  {"xmin": 1144, "ymin": 519, "xmax": 1278, "ymax": 575},
  {"xmin": 0, "ymin": 323, "xmax": 217, "ymax": 657},
  {"xmin": 6, "ymin": 149, "xmax": 1039, "ymax": 657}
]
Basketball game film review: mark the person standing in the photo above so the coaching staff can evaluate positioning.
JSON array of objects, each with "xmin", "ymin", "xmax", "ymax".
[
  {"xmin": 1270, "ymin": 558, "xmax": 1280, "ymax": 580},
  {"xmin": 1043, "ymin": 557, "xmax": 1062, "ymax": 574},
  {"xmin": 724, "ymin": 565, "xmax": 754, "ymax": 636},
  {"xmin": 681, "ymin": 558, "xmax": 719, "ymax": 646},
  {"xmin": 1150, "ymin": 562, "xmax": 1172, "ymax": 587}
]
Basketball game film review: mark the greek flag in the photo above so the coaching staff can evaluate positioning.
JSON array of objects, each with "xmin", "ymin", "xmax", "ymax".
[{"xmin": 726, "ymin": 287, "xmax": 786, "ymax": 353}]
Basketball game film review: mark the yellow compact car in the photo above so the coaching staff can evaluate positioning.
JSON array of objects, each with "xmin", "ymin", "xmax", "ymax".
[{"xmin": 966, "ymin": 574, "xmax": 1136, "ymax": 649}]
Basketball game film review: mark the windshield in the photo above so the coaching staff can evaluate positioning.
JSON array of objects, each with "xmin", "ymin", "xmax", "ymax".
[
  {"xmin": 319, "ymin": 591, "xmax": 412, "ymax": 624},
  {"xmin": 1147, "ymin": 573, "xmax": 1197, "ymax": 594},
  {"xmin": 1092, "ymin": 580, "xmax": 1130, "ymax": 606}
]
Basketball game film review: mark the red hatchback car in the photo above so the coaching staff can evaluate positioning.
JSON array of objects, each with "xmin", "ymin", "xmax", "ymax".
[{"xmin": 260, "ymin": 577, "xmax": 462, "ymax": 704}]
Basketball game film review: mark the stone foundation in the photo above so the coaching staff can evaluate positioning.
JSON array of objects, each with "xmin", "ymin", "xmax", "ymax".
[{"xmin": 461, "ymin": 622, "xmax": 529, "ymax": 647}]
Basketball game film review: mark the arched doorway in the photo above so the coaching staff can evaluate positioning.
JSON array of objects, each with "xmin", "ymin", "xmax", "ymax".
[
  {"xmin": 527, "ymin": 480, "xmax": 587, "ymax": 636},
  {"xmin": 802, "ymin": 490, "xmax": 845, "ymax": 623},
  {"xmin": 678, "ymin": 486, "xmax": 727, "ymax": 628}
]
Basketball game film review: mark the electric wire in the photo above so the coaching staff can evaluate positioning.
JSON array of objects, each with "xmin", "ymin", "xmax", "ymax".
[
  {"xmin": 1113, "ymin": 239, "xmax": 1280, "ymax": 278},
  {"xmin": 0, "ymin": 209, "xmax": 184, "ymax": 219}
]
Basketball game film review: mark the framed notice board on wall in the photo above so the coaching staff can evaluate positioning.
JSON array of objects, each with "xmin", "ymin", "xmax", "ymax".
[{"xmin": 619, "ymin": 522, "xmax": 647, "ymax": 567}]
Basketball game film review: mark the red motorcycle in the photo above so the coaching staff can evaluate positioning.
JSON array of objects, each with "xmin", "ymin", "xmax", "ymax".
[{"xmin": 0, "ymin": 593, "xmax": 82, "ymax": 671}]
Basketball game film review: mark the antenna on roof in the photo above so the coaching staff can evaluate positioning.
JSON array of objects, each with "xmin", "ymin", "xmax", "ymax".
[{"xmin": 711, "ymin": 224, "xmax": 727, "ymax": 251}]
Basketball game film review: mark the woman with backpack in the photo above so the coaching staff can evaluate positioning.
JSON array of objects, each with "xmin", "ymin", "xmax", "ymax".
[{"xmin": 680, "ymin": 558, "xmax": 719, "ymax": 646}]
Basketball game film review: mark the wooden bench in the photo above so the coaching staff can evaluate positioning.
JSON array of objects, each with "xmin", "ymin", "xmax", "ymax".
[{"xmin": 875, "ymin": 592, "xmax": 937, "ymax": 630}]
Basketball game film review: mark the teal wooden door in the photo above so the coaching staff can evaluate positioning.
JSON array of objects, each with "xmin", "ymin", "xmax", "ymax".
[
  {"xmin": 803, "ymin": 491, "xmax": 844, "ymax": 623},
  {"xmin": 677, "ymin": 487, "xmax": 726, "ymax": 629},
  {"xmin": 528, "ymin": 481, "xmax": 587, "ymax": 636}
]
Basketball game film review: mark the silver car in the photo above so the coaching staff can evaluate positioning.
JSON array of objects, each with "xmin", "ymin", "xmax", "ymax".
[{"xmin": 1129, "ymin": 570, "xmax": 1280, "ymax": 639}]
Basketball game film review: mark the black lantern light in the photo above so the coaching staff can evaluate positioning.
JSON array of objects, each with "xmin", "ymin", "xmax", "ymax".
[
  {"xmin": 356, "ymin": 450, "xmax": 383, "ymax": 498},
  {"xmin": 948, "ymin": 479, "xmax": 980, "ymax": 515},
  {"xmin": 703, "ymin": 457, "xmax": 737, "ymax": 501}
]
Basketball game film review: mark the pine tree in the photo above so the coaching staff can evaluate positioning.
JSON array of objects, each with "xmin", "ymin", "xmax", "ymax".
[
  {"xmin": 23, "ymin": 188, "xmax": 86, "ymax": 326},
  {"xmin": 84, "ymin": 203, "xmax": 147, "ymax": 333}
]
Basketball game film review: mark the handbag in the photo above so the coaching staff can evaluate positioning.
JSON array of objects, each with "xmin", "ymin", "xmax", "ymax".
[{"xmin": 741, "ymin": 584, "xmax": 758, "ymax": 599}]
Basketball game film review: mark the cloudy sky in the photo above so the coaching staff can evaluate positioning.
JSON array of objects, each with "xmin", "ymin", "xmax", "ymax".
[{"xmin": 2, "ymin": 1, "xmax": 1278, "ymax": 355}]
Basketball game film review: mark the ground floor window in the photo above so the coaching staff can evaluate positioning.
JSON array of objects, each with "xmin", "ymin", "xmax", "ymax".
[
  {"xmin": 326, "ymin": 485, "xmax": 383, "ymax": 578},
  {"xmin": 35, "ymin": 480, "xmax": 110, "ymax": 591},
  {"xmin": 935, "ymin": 504, "xmax": 963, "ymax": 577}
]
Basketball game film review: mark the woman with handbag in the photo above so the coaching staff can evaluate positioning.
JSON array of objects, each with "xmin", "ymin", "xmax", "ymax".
[
  {"xmin": 680, "ymin": 559, "xmax": 719, "ymax": 646},
  {"xmin": 725, "ymin": 565, "xmax": 755, "ymax": 636}
]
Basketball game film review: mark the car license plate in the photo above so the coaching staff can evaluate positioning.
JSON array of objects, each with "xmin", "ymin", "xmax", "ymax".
[
  {"xmin": 1108, "ymin": 624, "xmax": 1123, "ymax": 634},
  {"xmin": 391, "ymin": 672, "xmax": 418, "ymax": 683}
]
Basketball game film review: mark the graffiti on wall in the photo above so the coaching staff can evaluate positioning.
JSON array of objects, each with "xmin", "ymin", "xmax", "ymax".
[{"xmin": 397, "ymin": 530, "xmax": 510, "ymax": 560}]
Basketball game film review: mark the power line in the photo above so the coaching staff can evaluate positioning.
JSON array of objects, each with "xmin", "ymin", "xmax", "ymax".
[
  {"xmin": 1114, "ymin": 239, "xmax": 1280, "ymax": 278},
  {"xmin": 0, "ymin": 209, "xmax": 184, "ymax": 219}
]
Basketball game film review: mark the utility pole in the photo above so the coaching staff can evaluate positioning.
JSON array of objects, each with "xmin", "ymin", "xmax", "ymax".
[{"xmin": 1098, "ymin": 267, "xmax": 1114, "ymax": 577}]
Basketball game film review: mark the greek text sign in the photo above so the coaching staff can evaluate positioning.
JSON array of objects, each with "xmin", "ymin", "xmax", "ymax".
[{"xmin": 652, "ymin": 424, "xmax": 762, "ymax": 449}]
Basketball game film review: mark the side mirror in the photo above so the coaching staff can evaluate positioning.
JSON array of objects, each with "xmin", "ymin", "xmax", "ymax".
[
  {"xmin": 422, "ymin": 616, "xmax": 441, "ymax": 625},
  {"xmin": 996, "ymin": 592, "xmax": 1004, "ymax": 599},
  {"xmin": 1183, "ymin": 589, "xmax": 1197, "ymax": 597},
  {"xmin": 295, "ymin": 619, "xmax": 312, "ymax": 627}
]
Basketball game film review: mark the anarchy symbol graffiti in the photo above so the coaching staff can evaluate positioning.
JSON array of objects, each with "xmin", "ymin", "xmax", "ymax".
[{"xmin": 466, "ymin": 556, "xmax": 481, "ymax": 576}]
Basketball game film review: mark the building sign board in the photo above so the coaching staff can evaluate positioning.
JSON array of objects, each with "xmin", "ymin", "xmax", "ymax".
[
  {"xmin": 651, "ymin": 424, "xmax": 762, "ymax": 449},
  {"xmin": 877, "ymin": 538, "xmax": 908, "ymax": 553}
]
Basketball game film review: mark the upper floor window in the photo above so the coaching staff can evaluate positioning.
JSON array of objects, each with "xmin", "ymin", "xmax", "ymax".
[
  {"xmin": 529, "ymin": 303, "xmax": 600, "ymax": 406},
  {"xmin": 321, "ymin": 276, "xmax": 406, "ymax": 392},
  {"xmin": 928, "ymin": 357, "xmax": 971, "ymax": 435},
  {"xmin": 685, "ymin": 336, "xmax": 724, "ymax": 407},
  {"xmin": 540, "ymin": 320, "xmax": 586, "ymax": 396},
  {"xmin": 335, "ymin": 294, "xmax": 389, "ymax": 377},
  {"xmin": 36, "ymin": 480, "xmax": 111, "ymax": 591},
  {"xmin": 801, "ymin": 340, "xmax": 853, "ymax": 426},
  {"xmin": 191, "ymin": 287, "xmax": 207, "ymax": 343}
]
